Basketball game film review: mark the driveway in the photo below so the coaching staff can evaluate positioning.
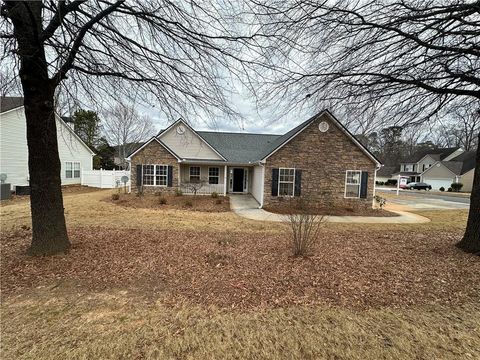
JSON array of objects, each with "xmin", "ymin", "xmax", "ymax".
[{"xmin": 376, "ymin": 188, "xmax": 470, "ymax": 210}]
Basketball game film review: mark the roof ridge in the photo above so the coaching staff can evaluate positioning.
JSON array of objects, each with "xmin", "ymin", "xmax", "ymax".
[{"xmin": 197, "ymin": 130, "xmax": 282, "ymax": 136}]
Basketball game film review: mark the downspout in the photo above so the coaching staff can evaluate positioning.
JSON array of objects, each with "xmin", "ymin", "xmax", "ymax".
[
  {"xmin": 258, "ymin": 160, "xmax": 266, "ymax": 209},
  {"xmin": 373, "ymin": 163, "xmax": 382, "ymax": 207}
]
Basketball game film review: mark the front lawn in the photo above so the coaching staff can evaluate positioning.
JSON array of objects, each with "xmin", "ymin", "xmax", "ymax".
[{"xmin": 1, "ymin": 189, "xmax": 479, "ymax": 359}]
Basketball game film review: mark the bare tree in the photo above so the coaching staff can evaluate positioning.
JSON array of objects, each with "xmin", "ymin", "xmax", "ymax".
[
  {"xmin": 255, "ymin": 0, "xmax": 480, "ymax": 253},
  {"xmin": 0, "ymin": 1, "xmax": 261, "ymax": 255},
  {"xmin": 103, "ymin": 102, "xmax": 154, "ymax": 169},
  {"xmin": 446, "ymin": 103, "xmax": 480, "ymax": 152},
  {"xmin": 284, "ymin": 198, "xmax": 325, "ymax": 256}
]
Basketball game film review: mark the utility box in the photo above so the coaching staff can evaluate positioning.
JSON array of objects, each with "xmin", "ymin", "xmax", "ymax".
[
  {"xmin": 0, "ymin": 183, "xmax": 12, "ymax": 200},
  {"xmin": 15, "ymin": 186, "xmax": 30, "ymax": 196}
]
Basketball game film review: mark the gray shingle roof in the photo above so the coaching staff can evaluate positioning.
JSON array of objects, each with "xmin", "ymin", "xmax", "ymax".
[
  {"xmin": 377, "ymin": 166, "xmax": 398, "ymax": 177},
  {"xmin": 155, "ymin": 110, "xmax": 381, "ymax": 165},
  {"xmin": 408, "ymin": 147, "xmax": 460, "ymax": 163},
  {"xmin": 441, "ymin": 161, "xmax": 463, "ymax": 175},
  {"xmin": 197, "ymin": 131, "xmax": 281, "ymax": 163},
  {"xmin": 450, "ymin": 150, "xmax": 477, "ymax": 174},
  {"xmin": 1, "ymin": 96, "xmax": 24, "ymax": 113}
]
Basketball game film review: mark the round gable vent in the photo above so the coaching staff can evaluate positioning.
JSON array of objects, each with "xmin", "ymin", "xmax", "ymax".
[
  {"xmin": 318, "ymin": 121, "xmax": 329, "ymax": 132},
  {"xmin": 176, "ymin": 125, "xmax": 186, "ymax": 135}
]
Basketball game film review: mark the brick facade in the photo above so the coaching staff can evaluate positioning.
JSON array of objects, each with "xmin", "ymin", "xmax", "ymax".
[
  {"xmin": 130, "ymin": 140, "xmax": 179, "ymax": 194},
  {"xmin": 263, "ymin": 114, "xmax": 377, "ymax": 209}
]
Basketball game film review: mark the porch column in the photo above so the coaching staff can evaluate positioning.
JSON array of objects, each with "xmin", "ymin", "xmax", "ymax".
[
  {"xmin": 224, "ymin": 165, "xmax": 228, "ymax": 196},
  {"xmin": 178, "ymin": 163, "xmax": 181, "ymax": 188}
]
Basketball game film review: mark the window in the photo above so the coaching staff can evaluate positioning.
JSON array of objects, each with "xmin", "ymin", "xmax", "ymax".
[
  {"xmin": 143, "ymin": 165, "xmax": 155, "ymax": 185},
  {"xmin": 155, "ymin": 165, "xmax": 168, "ymax": 186},
  {"xmin": 74, "ymin": 162, "xmax": 80, "ymax": 178},
  {"xmin": 65, "ymin": 161, "xmax": 80, "ymax": 179},
  {"xmin": 142, "ymin": 164, "xmax": 168, "ymax": 186},
  {"xmin": 208, "ymin": 167, "xmax": 219, "ymax": 184},
  {"xmin": 190, "ymin": 166, "xmax": 200, "ymax": 182},
  {"xmin": 279, "ymin": 168, "xmax": 295, "ymax": 196},
  {"xmin": 345, "ymin": 170, "xmax": 361, "ymax": 198}
]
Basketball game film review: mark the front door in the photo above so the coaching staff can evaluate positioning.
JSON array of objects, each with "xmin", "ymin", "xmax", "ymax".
[{"xmin": 232, "ymin": 168, "xmax": 244, "ymax": 192}]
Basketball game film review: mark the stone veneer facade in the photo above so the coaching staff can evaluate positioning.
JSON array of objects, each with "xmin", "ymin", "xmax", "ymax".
[
  {"xmin": 263, "ymin": 114, "xmax": 377, "ymax": 209},
  {"xmin": 130, "ymin": 140, "xmax": 179, "ymax": 193}
]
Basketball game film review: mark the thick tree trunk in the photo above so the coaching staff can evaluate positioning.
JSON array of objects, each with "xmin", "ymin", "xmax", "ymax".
[
  {"xmin": 8, "ymin": 1, "xmax": 70, "ymax": 255},
  {"xmin": 457, "ymin": 132, "xmax": 480, "ymax": 254}
]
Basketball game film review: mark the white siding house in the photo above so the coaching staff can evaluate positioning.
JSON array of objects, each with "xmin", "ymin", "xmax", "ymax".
[{"xmin": 0, "ymin": 98, "xmax": 94, "ymax": 190}]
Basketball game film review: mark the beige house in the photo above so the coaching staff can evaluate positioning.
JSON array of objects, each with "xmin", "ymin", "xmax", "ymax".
[
  {"xmin": 421, "ymin": 150, "xmax": 476, "ymax": 191},
  {"xmin": 127, "ymin": 110, "xmax": 381, "ymax": 209}
]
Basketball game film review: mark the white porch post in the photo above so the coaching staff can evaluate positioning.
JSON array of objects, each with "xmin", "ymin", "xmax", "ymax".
[
  {"xmin": 224, "ymin": 165, "xmax": 228, "ymax": 195},
  {"xmin": 178, "ymin": 163, "xmax": 181, "ymax": 189}
]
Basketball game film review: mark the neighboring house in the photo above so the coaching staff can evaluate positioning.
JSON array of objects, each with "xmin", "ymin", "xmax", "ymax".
[
  {"xmin": 127, "ymin": 110, "xmax": 381, "ymax": 209},
  {"xmin": 113, "ymin": 142, "xmax": 143, "ymax": 169},
  {"xmin": 421, "ymin": 150, "xmax": 476, "ymax": 191},
  {"xmin": 391, "ymin": 147, "xmax": 463, "ymax": 182},
  {"xmin": 375, "ymin": 166, "xmax": 398, "ymax": 183},
  {"xmin": 386, "ymin": 146, "xmax": 476, "ymax": 191},
  {"xmin": 0, "ymin": 97, "xmax": 95, "ymax": 190}
]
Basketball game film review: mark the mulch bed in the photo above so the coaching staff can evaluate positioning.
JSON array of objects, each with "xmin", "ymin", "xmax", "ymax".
[
  {"xmin": 107, "ymin": 193, "xmax": 230, "ymax": 212},
  {"xmin": 2, "ymin": 227, "xmax": 479, "ymax": 310},
  {"xmin": 264, "ymin": 204, "xmax": 399, "ymax": 217}
]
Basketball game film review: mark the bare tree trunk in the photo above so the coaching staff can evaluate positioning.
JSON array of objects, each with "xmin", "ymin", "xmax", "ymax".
[
  {"xmin": 9, "ymin": 1, "xmax": 70, "ymax": 255},
  {"xmin": 457, "ymin": 132, "xmax": 480, "ymax": 254}
]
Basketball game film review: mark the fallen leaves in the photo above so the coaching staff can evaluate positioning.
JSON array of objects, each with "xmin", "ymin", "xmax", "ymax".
[{"xmin": 1, "ymin": 226, "xmax": 479, "ymax": 310}]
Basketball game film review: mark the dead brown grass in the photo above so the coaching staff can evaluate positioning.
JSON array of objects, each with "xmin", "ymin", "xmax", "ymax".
[{"xmin": 2, "ymin": 292, "xmax": 479, "ymax": 360}]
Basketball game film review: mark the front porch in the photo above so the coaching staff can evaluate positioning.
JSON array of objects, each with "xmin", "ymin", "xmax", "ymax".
[{"xmin": 179, "ymin": 164, "xmax": 253, "ymax": 195}]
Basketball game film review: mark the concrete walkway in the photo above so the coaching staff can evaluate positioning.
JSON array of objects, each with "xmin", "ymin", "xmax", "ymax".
[{"xmin": 229, "ymin": 195, "xmax": 430, "ymax": 224}]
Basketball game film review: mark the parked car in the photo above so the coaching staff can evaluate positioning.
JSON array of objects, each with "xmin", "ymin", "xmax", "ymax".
[{"xmin": 406, "ymin": 182, "xmax": 432, "ymax": 190}]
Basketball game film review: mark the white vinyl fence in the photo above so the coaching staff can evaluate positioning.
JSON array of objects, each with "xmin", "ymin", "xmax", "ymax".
[{"xmin": 81, "ymin": 169, "xmax": 131, "ymax": 190}]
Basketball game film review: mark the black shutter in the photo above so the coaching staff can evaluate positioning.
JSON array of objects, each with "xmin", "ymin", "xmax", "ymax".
[
  {"xmin": 360, "ymin": 171, "xmax": 368, "ymax": 198},
  {"xmin": 167, "ymin": 165, "xmax": 173, "ymax": 187},
  {"xmin": 136, "ymin": 165, "xmax": 142, "ymax": 186},
  {"xmin": 294, "ymin": 169, "xmax": 302, "ymax": 196},
  {"xmin": 271, "ymin": 168, "xmax": 279, "ymax": 196}
]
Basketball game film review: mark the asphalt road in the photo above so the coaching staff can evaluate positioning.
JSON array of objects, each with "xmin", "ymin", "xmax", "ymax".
[{"xmin": 376, "ymin": 188, "xmax": 470, "ymax": 210}]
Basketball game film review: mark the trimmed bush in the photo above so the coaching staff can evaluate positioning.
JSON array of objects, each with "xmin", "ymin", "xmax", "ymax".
[
  {"xmin": 451, "ymin": 183, "xmax": 463, "ymax": 192},
  {"xmin": 385, "ymin": 179, "xmax": 398, "ymax": 186},
  {"xmin": 447, "ymin": 187, "xmax": 453, "ymax": 192},
  {"xmin": 211, "ymin": 192, "xmax": 219, "ymax": 198},
  {"xmin": 111, "ymin": 193, "xmax": 120, "ymax": 201},
  {"xmin": 439, "ymin": 187, "xmax": 445, "ymax": 192}
]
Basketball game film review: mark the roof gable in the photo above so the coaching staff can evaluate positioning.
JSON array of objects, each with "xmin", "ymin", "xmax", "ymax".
[
  {"xmin": 260, "ymin": 110, "xmax": 381, "ymax": 165},
  {"xmin": 127, "ymin": 137, "xmax": 181, "ymax": 160},
  {"xmin": 158, "ymin": 119, "xmax": 226, "ymax": 161}
]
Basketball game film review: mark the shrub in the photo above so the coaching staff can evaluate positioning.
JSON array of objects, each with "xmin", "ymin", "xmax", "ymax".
[
  {"xmin": 211, "ymin": 191, "xmax": 219, "ymax": 198},
  {"xmin": 374, "ymin": 195, "xmax": 386, "ymax": 209},
  {"xmin": 159, "ymin": 197, "xmax": 167, "ymax": 205},
  {"xmin": 447, "ymin": 187, "xmax": 453, "ymax": 192},
  {"xmin": 285, "ymin": 198, "xmax": 325, "ymax": 256},
  {"xmin": 215, "ymin": 199, "xmax": 223, "ymax": 205},
  {"xmin": 184, "ymin": 200, "xmax": 193, "ymax": 207},
  {"xmin": 451, "ymin": 182, "xmax": 463, "ymax": 192},
  {"xmin": 439, "ymin": 187, "xmax": 445, "ymax": 192},
  {"xmin": 385, "ymin": 179, "xmax": 398, "ymax": 186},
  {"xmin": 175, "ymin": 188, "xmax": 183, "ymax": 196},
  {"xmin": 111, "ymin": 193, "xmax": 120, "ymax": 201}
]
